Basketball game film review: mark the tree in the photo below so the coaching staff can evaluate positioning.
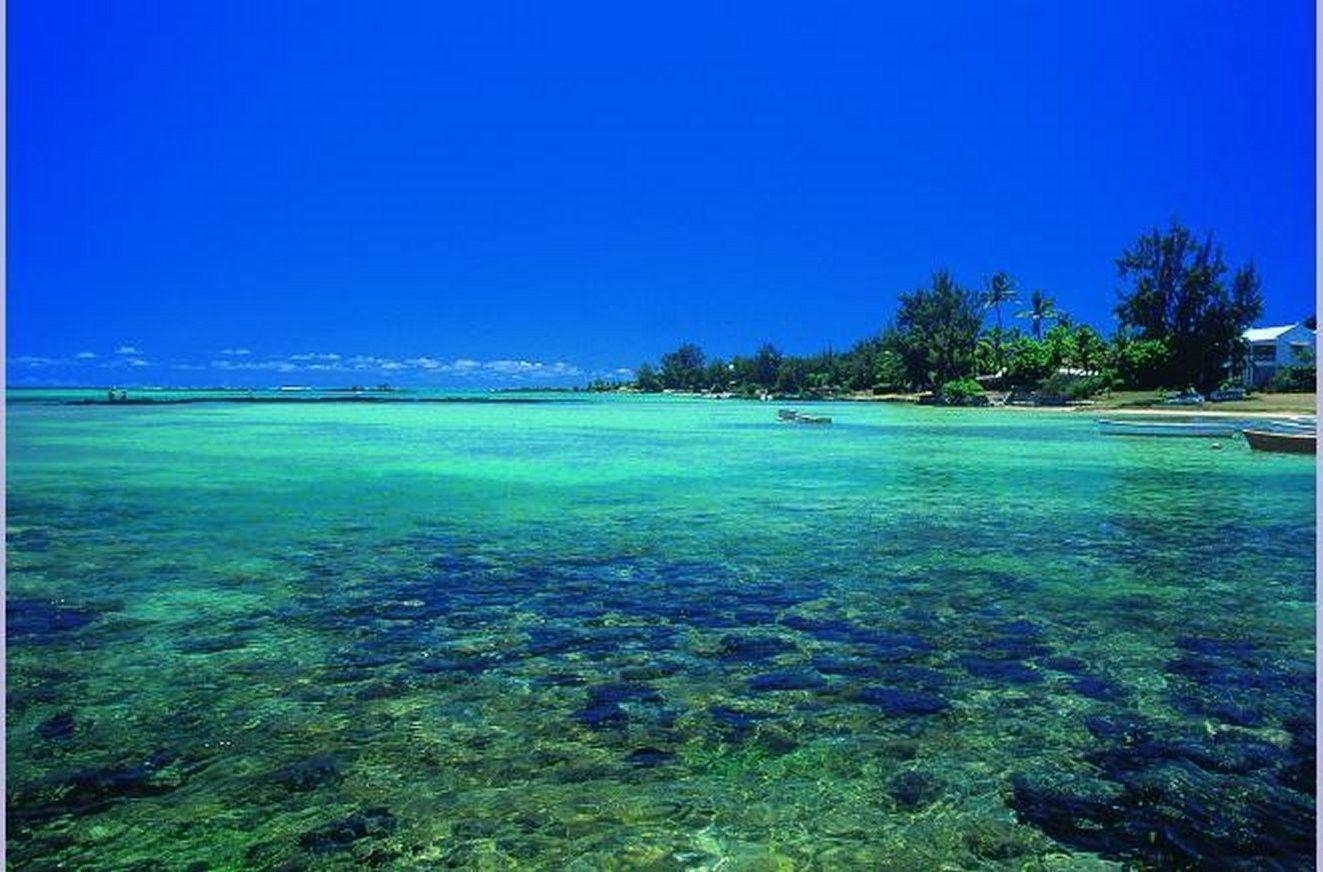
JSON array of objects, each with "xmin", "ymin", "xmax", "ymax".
[
  {"xmin": 1003, "ymin": 336, "xmax": 1054, "ymax": 387},
  {"xmin": 659, "ymin": 343, "xmax": 706, "ymax": 391},
  {"xmin": 1114, "ymin": 221, "xmax": 1263, "ymax": 390},
  {"xmin": 634, "ymin": 362, "xmax": 662, "ymax": 392},
  {"xmin": 1017, "ymin": 289, "xmax": 1060, "ymax": 340},
  {"xmin": 891, "ymin": 270, "xmax": 983, "ymax": 389},
  {"xmin": 703, "ymin": 358, "xmax": 731, "ymax": 392},
  {"xmin": 981, "ymin": 272, "xmax": 1018, "ymax": 371},
  {"xmin": 1110, "ymin": 335, "xmax": 1171, "ymax": 390},
  {"xmin": 1070, "ymin": 325, "xmax": 1108, "ymax": 374},
  {"xmin": 752, "ymin": 343, "xmax": 783, "ymax": 389},
  {"xmin": 775, "ymin": 357, "xmax": 811, "ymax": 394}
]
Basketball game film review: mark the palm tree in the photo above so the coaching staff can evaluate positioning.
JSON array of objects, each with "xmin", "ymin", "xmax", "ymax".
[
  {"xmin": 1017, "ymin": 289, "xmax": 1060, "ymax": 340},
  {"xmin": 981, "ymin": 272, "xmax": 1018, "ymax": 371}
]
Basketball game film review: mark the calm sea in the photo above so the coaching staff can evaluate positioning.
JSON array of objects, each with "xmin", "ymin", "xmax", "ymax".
[{"xmin": 6, "ymin": 391, "xmax": 1315, "ymax": 868}]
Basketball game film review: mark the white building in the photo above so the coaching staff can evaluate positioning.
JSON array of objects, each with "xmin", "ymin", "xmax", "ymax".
[{"xmin": 1242, "ymin": 323, "xmax": 1315, "ymax": 387}]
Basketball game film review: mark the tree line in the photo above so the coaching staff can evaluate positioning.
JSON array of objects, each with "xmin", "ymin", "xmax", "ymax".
[{"xmin": 599, "ymin": 221, "xmax": 1308, "ymax": 400}]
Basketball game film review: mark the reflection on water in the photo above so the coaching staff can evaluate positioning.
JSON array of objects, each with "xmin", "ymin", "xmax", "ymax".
[{"xmin": 6, "ymin": 395, "xmax": 1315, "ymax": 868}]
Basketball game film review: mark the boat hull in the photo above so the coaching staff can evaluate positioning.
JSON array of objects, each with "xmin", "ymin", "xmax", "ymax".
[
  {"xmin": 1097, "ymin": 419, "xmax": 1237, "ymax": 438},
  {"xmin": 1243, "ymin": 429, "xmax": 1316, "ymax": 454}
]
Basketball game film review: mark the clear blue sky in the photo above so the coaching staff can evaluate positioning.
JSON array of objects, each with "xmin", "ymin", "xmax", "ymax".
[{"xmin": 9, "ymin": 1, "xmax": 1315, "ymax": 387}]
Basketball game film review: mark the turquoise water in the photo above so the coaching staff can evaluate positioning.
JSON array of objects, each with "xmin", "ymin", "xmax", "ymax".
[{"xmin": 6, "ymin": 393, "xmax": 1315, "ymax": 868}]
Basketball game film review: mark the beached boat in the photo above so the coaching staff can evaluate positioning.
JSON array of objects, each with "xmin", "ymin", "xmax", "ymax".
[
  {"xmin": 1097, "ymin": 419, "xmax": 1237, "ymax": 438},
  {"xmin": 1162, "ymin": 391, "xmax": 1206, "ymax": 406},
  {"xmin": 1243, "ymin": 428, "xmax": 1316, "ymax": 454}
]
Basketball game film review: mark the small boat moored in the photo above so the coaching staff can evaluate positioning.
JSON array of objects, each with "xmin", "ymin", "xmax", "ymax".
[
  {"xmin": 795, "ymin": 414, "xmax": 832, "ymax": 425},
  {"xmin": 777, "ymin": 408, "xmax": 799, "ymax": 421},
  {"xmin": 1162, "ymin": 390, "xmax": 1206, "ymax": 406},
  {"xmin": 1243, "ymin": 428, "xmax": 1317, "ymax": 455},
  {"xmin": 1097, "ymin": 419, "xmax": 1238, "ymax": 438}
]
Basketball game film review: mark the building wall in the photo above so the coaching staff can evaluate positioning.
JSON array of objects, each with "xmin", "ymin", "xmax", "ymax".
[{"xmin": 1243, "ymin": 324, "xmax": 1316, "ymax": 387}]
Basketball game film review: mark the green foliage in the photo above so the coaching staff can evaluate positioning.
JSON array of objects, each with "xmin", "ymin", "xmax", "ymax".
[
  {"xmin": 1114, "ymin": 220, "xmax": 1263, "ymax": 391},
  {"xmin": 1070, "ymin": 325, "xmax": 1108, "ymax": 373},
  {"xmin": 1017, "ymin": 289, "xmax": 1061, "ymax": 340},
  {"xmin": 753, "ymin": 343, "xmax": 782, "ymax": 388},
  {"xmin": 980, "ymin": 272, "xmax": 1018, "ymax": 371},
  {"xmin": 1270, "ymin": 365, "xmax": 1316, "ymax": 393},
  {"xmin": 659, "ymin": 343, "xmax": 706, "ymax": 390},
  {"xmin": 1041, "ymin": 323, "xmax": 1075, "ymax": 371},
  {"xmin": 775, "ymin": 356, "xmax": 811, "ymax": 394},
  {"xmin": 634, "ymin": 362, "xmax": 662, "ymax": 392},
  {"xmin": 1002, "ymin": 337, "xmax": 1054, "ymax": 386},
  {"xmin": 704, "ymin": 358, "xmax": 731, "ymax": 392},
  {"xmin": 938, "ymin": 377, "xmax": 986, "ymax": 404},
  {"xmin": 627, "ymin": 224, "xmax": 1266, "ymax": 398},
  {"xmin": 892, "ymin": 270, "xmax": 983, "ymax": 389},
  {"xmin": 1110, "ymin": 336, "xmax": 1171, "ymax": 389},
  {"xmin": 1038, "ymin": 371, "xmax": 1110, "ymax": 401}
]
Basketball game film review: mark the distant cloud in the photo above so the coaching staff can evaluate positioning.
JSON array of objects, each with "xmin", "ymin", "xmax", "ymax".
[
  {"xmin": 484, "ymin": 359, "xmax": 581, "ymax": 378},
  {"xmin": 9, "ymin": 348, "xmax": 587, "ymax": 384},
  {"xmin": 212, "ymin": 358, "xmax": 299, "ymax": 373}
]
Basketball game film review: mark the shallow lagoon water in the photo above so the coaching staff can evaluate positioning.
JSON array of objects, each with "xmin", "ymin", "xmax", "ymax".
[{"xmin": 6, "ymin": 393, "xmax": 1315, "ymax": 868}]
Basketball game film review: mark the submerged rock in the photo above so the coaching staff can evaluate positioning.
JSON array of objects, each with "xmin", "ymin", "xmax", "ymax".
[
  {"xmin": 299, "ymin": 807, "xmax": 397, "ymax": 854},
  {"xmin": 715, "ymin": 633, "xmax": 796, "ymax": 662},
  {"xmin": 7, "ymin": 598, "xmax": 98, "ymax": 642},
  {"xmin": 1070, "ymin": 676, "xmax": 1126, "ymax": 702},
  {"xmin": 854, "ymin": 686, "xmax": 948, "ymax": 716},
  {"xmin": 575, "ymin": 682, "xmax": 666, "ymax": 729},
  {"xmin": 888, "ymin": 769, "xmax": 945, "ymax": 810},
  {"xmin": 957, "ymin": 655, "xmax": 1041, "ymax": 684},
  {"xmin": 36, "ymin": 711, "xmax": 76, "ymax": 741},
  {"xmin": 625, "ymin": 748, "xmax": 675, "ymax": 768},
  {"xmin": 748, "ymin": 669, "xmax": 827, "ymax": 692},
  {"xmin": 708, "ymin": 705, "xmax": 763, "ymax": 738},
  {"xmin": 270, "ymin": 754, "xmax": 343, "ymax": 792}
]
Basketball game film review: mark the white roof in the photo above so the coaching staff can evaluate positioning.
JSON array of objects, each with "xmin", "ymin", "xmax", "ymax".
[{"xmin": 1244, "ymin": 324, "xmax": 1304, "ymax": 342}]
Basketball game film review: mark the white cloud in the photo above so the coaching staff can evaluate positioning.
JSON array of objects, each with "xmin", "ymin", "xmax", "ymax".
[
  {"xmin": 116, "ymin": 345, "xmax": 142, "ymax": 355},
  {"xmin": 10, "ymin": 355, "xmax": 62, "ymax": 367},
  {"xmin": 127, "ymin": 358, "xmax": 150, "ymax": 367},
  {"xmin": 193, "ymin": 352, "xmax": 585, "ymax": 382},
  {"xmin": 219, "ymin": 348, "xmax": 251, "ymax": 356},
  {"xmin": 212, "ymin": 359, "xmax": 299, "ymax": 373},
  {"xmin": 75, "ymin": 351, "xmax": 97, "ymax": 360},
  {"xmin": 483, "ymin": 359, "xmax": 581, "ymax": 378}
]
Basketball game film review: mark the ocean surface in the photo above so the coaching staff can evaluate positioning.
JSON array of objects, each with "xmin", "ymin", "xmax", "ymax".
[{"xmin": 6, "ymin": 391, "xmax": 1316, "ymax": 868}]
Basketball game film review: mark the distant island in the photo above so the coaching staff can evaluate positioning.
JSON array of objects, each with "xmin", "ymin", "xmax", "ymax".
[{"xmin": 593, "ymin": 222, "xmax": 1315, "ymax": 406}]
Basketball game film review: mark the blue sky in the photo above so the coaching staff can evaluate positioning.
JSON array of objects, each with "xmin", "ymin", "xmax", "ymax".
[{"xmin": 9, "ymin": 1, "xmax": 1315, "ymax": 387}]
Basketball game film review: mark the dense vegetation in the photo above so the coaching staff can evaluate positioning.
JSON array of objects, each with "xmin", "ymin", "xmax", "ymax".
[{"xmin": 599, "ymin": 222, "xmax": 1307, "ymax": 402}]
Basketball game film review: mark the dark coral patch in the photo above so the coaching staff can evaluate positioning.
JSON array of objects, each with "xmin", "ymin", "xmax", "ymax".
[{"xmin": 855, "ymin": 686, "xmax": 948, "ymax": 716}]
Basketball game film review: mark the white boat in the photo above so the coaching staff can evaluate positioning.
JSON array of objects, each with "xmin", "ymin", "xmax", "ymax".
[{"xmin": 1097, "ymin": 419, "xmax": 1238, "ymax": 438}]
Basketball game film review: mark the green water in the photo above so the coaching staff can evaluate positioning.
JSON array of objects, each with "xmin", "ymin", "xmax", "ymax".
[{"xmin": 6, "ymin": 394, "xmax": 1315, "ymax": 868}]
